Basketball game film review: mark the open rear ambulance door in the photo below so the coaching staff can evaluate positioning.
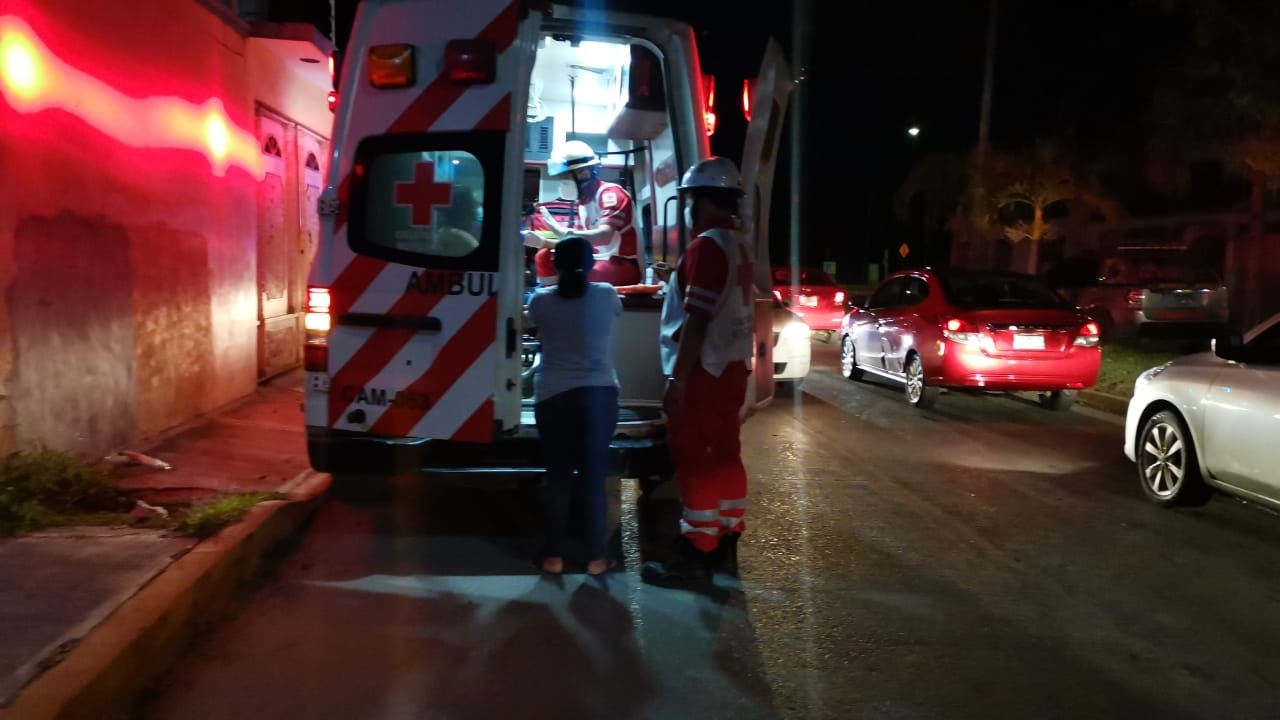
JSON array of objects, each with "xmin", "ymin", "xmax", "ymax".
[
  {"xmin": 323, "ymin": 0, "xmax": 540, "ymax": 442},
  {"xmin": 737, "ymin": 37, "xmax": 793, "ymax": 411}
]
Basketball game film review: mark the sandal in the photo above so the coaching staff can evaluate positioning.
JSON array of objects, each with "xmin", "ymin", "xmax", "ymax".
[{"xmin": 586, "ymin": 558, "xmax": 616, "ymax": 576}]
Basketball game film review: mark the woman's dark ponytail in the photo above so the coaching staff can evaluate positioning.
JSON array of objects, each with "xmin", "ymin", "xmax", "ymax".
[{"xmin": 553, "ymin": 235, "xmax": 593, "ymax": 299}]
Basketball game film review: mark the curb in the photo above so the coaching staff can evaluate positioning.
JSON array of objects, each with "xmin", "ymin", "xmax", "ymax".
[
  {"xmin": 1077, "ymin": 389, "xmax": 1130, "ymax": 417},
  {"xmin": 0, "ymin": 471, "xmax": 331, "ymax": 720}
]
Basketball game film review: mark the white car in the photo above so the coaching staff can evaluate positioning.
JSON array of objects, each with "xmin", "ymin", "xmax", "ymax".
[
  {"xmin": 773, "ymin": 303, "xmax": 812, "ymax": 388},
  {"xmin": 1124, "ymin": 312, "xmax": 1280, "ymax": 508}
]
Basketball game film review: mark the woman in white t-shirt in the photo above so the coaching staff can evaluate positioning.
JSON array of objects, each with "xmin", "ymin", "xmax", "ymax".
[{"xmin": 525, "ymin": 236, "xmax": 622, "ymax": 576}]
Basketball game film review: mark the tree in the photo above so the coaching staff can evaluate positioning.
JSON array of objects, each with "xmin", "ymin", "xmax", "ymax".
[
  {"xmin": 1147, "ymin": 0, "xmax": 1280, "ymax": 327},
  {"xmin": 980, "ymin": 141, "xmax": 1122, "ymax": 274},
  {"xmin": 895, "ymin": 142, "xmax": 1121, "ymax": 274}
]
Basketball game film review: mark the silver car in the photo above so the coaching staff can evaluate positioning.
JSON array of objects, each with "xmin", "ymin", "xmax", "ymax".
[
  {"xmin": 1054, "ymin": 251, "xmax": 1229, "ymax": 342},
  {"xmin": 1124, "ymin": 312, "xmax": 1280, "ymax": 508}
]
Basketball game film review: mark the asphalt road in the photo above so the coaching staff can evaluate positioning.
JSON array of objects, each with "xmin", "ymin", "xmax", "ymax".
[{"xmin": 140, "ymin": 340, "xmax": 1280, "ymax": 720}]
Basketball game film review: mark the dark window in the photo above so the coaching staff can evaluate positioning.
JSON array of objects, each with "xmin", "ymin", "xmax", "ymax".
[
  {"xmin": 348, "ymin": 132, "xmax": 504, "ymax": 271},
  {"xmin": 1244, "ymin": 322, "xmax": 1280, "ymax": 365},
  {"xmin": 867, "ymin": 278, "xmax": 906, "ymax": 309},
  {"xmin": 263, "ymin": 136, "xmax": 282, "ymax": 157},
  {"xmin": 940, "ymin": 272, "xmax": 1070, "ymax": 310},
  {"xmin": 900, "ymin": 277, "xmax": 929, "ymax": 306}
]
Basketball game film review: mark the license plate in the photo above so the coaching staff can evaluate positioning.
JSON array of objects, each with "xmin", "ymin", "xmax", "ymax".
[
  {"xmin": 1012, "ymin": 333, "xmax": 1045, "ymax": 350},
  {"xmin": 799, "ymin": 295, "xmax": 818, "ymax": 307}
]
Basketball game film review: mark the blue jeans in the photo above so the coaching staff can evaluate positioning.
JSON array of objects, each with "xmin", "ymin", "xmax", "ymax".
[{"xmin": 534, "ymin": 385, "xmax": 619, "ymax": 559}]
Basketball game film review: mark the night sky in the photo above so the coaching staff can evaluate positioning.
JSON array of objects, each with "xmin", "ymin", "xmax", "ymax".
[{"xmin": 318, "ymin": 0, "xmax": 1196, "ymax": 280}]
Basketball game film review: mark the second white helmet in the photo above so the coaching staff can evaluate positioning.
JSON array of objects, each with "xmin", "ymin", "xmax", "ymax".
[
  {"xmin": 678, "ymin": 156, "xmax": 744, "ymax": 194},
  {"xmin": 547, "ymin": 140, "xmax": 601, "ymax": 177}
]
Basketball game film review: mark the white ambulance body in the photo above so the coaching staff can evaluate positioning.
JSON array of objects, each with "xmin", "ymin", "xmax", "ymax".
[{"xmin": 303, "ymin": 0, "xmax": 791, "ymax": 486}]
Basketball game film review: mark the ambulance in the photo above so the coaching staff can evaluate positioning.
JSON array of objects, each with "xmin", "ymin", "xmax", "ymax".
[{"xmin": 303, "ymin": 0, "xmax": 792, "ymax": 494}]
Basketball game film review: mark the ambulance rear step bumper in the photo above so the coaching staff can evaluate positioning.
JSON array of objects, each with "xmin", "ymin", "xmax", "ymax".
[{"xmin": 307, "ymin": 428, "xmax": 671, "ymax": 485}]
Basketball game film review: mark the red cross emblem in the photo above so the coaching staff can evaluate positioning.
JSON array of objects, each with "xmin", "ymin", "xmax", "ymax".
[
  {"xmin": 735, "ymin": 243, "xmax": 755, "ymax": 305},
  {"xmin": 393, "ymin": 161, "xmax": 453, "ymax": 227}
]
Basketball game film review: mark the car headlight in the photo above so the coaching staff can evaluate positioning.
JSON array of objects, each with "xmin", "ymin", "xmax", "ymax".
[
  {"xmin": 779, "ymin": 320, "xmax": 811, "ymax": 343},
  {"xmin": 1137, "ymin": 361, "xmax": 1173, "ymax": 384}
]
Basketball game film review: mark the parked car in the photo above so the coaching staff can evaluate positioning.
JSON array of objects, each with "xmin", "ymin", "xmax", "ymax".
[
  {"xmin": 772, "ymin": 302, "xmax": 812, "ymax": 388},
  {"xmin": 1124, "ymin": 312, "xmax": 1280, "ymax": 508},
  {"xmin": 772, "ymin": 265, "xmax": 844, "ymax": 340},
  {"xmin": 839, "ymin": 268, "xmax": 1102, "ymax": 410},
  {"xmin": 1047, "ymin": 250, "xmax": 1229, "ymax": 343}
]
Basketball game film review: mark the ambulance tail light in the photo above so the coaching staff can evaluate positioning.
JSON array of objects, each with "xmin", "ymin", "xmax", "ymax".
[
  {"xmin": 702, "ymin": 74, "xmax": 716, "ymax": 136},
  {"xmin": 305, "ymin": 287, "xmax": 331, "ymax": 371},
  {"xmin": 742, "ymin": 78, "xmax": 754, "ymax": 122},
  {"xmin": 444, "ymin": 39, "xmax": 496, "ymax": 85},
  {"xmin": 368, "ymin": 44, "xmax": 415, "ymax": 89},
  {"xmin": 834, "ymin": 290, "xmax": 845, "ymax": 305}
]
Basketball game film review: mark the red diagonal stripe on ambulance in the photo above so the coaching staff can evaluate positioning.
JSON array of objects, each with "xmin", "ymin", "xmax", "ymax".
[
  {"xmin": 327, "ymin": 291, "xmax": 448, "ymax": 427},
  {"xmin": 451, "ymin": 398, "xmax": 495, "ymax": 443},
  {"xmin": 329, "ymin": 253, "xmax": 386, "ymax": 318},
  {"xmin": 367, "ymin": 295, "xmax": 497, "ymax": 436},
  {"xmin": 474, "ymin": 94, "xmax": 512, "ymax": 131},
  {"xmin": 333, "ymin": 0, "xmax": 518, "ymax": 237}
]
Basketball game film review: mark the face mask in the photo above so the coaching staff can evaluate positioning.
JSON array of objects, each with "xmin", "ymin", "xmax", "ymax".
[
  {"xmin": 558, "ymin": 181, "xmax": 577, "ymax": 201},
  {"xmin": 683, "ymin": 205, "xmax": 695, "ymax": 228}
]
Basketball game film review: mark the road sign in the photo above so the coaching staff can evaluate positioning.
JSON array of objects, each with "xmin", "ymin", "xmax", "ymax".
[{"xmin": 899, "ymin": 243, "xmax": 910, "ymax": 259}]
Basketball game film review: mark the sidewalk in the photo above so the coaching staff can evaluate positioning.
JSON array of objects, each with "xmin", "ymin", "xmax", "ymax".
[{"xmin": 0, "ymin": 370, "xmax": 318, "ymax": 713}]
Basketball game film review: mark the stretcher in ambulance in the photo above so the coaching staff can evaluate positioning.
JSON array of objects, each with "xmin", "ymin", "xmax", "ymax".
[{"xmin": 303, "ymin": 0, "xmax": 791, "ymax": 491}]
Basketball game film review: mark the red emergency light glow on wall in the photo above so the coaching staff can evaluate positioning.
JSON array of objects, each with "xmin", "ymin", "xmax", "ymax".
[
  {"xmin": 0, "ymin": 15, "xmax": 263, "ymax": 180},
  {"xmin": 742, "ymin": 78, "xmax": 754, "ymax": 122},
  {"xmin": 702, "ymin": 74, "xmax": 716, "ymax": 136}
]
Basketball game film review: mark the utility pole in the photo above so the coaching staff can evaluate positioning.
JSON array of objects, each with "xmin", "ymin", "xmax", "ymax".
[
  {"xmin": 977, "ymin": 0, "xmax": 998, "ymax": 161},
  {"xmin": 790, "ymin": 0, "xmax": 810, "ymax": 286},
  {"xmin": 973, "ymin": 0, "xmax": 998, "ymax": 268}
]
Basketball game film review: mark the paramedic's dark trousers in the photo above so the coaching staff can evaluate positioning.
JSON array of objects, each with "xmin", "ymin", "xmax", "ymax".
[
  {"xmin": 534, "ymin": 385, "xmax": 620, "ymax": 559},
  {"xmin": 667, "ymin": 361, "xmax": 750, "ymax": 552}
]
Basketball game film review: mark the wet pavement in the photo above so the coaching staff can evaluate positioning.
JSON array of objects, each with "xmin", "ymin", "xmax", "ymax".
[{"xmin": 140, "ymin": 342, "xmax": 1280, "ymax": 719}]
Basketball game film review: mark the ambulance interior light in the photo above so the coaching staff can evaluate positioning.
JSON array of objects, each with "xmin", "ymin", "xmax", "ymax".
[
  {"xmin": 445, "ymin": 39, "xmax": 496, "ymax": 85},
  {"xmin": 368, "ymin": 44, "xmax": 415, "ymax": 89}
]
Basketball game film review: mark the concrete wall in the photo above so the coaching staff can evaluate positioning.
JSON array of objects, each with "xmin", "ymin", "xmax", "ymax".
[{"xmin": 0, "ymin": 0, "xmax": 325, "ymax": 456}]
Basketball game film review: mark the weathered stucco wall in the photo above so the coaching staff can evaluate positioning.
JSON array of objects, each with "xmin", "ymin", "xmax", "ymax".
[{"xmin": 0, "ymin": 0, "xmax": 262, "ymax": 454}]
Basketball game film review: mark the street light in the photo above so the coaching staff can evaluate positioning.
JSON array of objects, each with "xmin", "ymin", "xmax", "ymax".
[{"xmin": 907, "ymin": 125, "xmax": 921, "ymax": 137}]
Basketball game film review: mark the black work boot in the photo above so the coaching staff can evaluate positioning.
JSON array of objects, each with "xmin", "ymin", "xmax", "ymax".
[
  {"xmin": 641, "ymin": 537, "xmax": 714, "ymax": 587},
  {"xmin": 714, "ymin": 533, "xmax": 742, "ymax": 577}
]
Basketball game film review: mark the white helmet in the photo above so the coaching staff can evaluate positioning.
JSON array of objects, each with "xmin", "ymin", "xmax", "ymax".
[
  {"xmin": 547, "ymin": 140, "xmax": 600, "ymax": 177},
  {"xmin": 678, "ymin": 156, "xmax": 744, "ymax": 194}
]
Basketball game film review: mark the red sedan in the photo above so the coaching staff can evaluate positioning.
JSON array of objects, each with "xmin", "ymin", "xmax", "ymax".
[
  {"xmin": 839, "ymin": 268, "xmax": 1101, "ymax": 410},
  {"xmin": 772, "ymin": 266, "xmax": 844, "ymax": 334}
]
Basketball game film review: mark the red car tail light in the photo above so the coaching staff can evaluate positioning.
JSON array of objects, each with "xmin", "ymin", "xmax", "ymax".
[
  {"xmin": 1073, "ymin": 321, "xmax": 1101, "ymax": 347},
  {"xmin": 1126, "ymin": 290, "xmax": 1144, "ymax": 309},
  {"xmin": 834, "ymin": 290, "xmax": 845, "ymax": 305},
  {"xmin": 942, "ymin": 317, "xmax": 982, "ymax": 345}
]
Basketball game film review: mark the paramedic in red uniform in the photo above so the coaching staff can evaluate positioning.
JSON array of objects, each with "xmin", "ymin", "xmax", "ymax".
[
  {"xmin": 526, "ymin": 140, "xmax": 643, "ymax": 286},
  {"xmin": 643, "ymin": 157, "xmax": 755, "ymax": 586}
]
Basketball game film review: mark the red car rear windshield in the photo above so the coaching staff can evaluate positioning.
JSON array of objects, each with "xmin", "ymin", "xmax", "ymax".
[
  {"xmin": 773, "ymin": 267, "xmax": 836, "ymax": 286},
  {"xmin": 941, "ymin": 272, "xmax": 1070, "ymax": 309}
]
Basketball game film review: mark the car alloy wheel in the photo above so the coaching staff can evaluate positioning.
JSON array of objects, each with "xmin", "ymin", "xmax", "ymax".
[
  {"xmin": 1137, "ymin": 409, "xmax": 1210, "ymax": 507},
  {"xmin": 904, "ymin": 353, "xmax": 939, "ymax": 408},
  {"xmin": 1140, "ymin": 417, "xmax": 1187, "ymax": 499},
  {"xmin": 840, "ymin": 335, "xmax": 863, "ymax": 380}
]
